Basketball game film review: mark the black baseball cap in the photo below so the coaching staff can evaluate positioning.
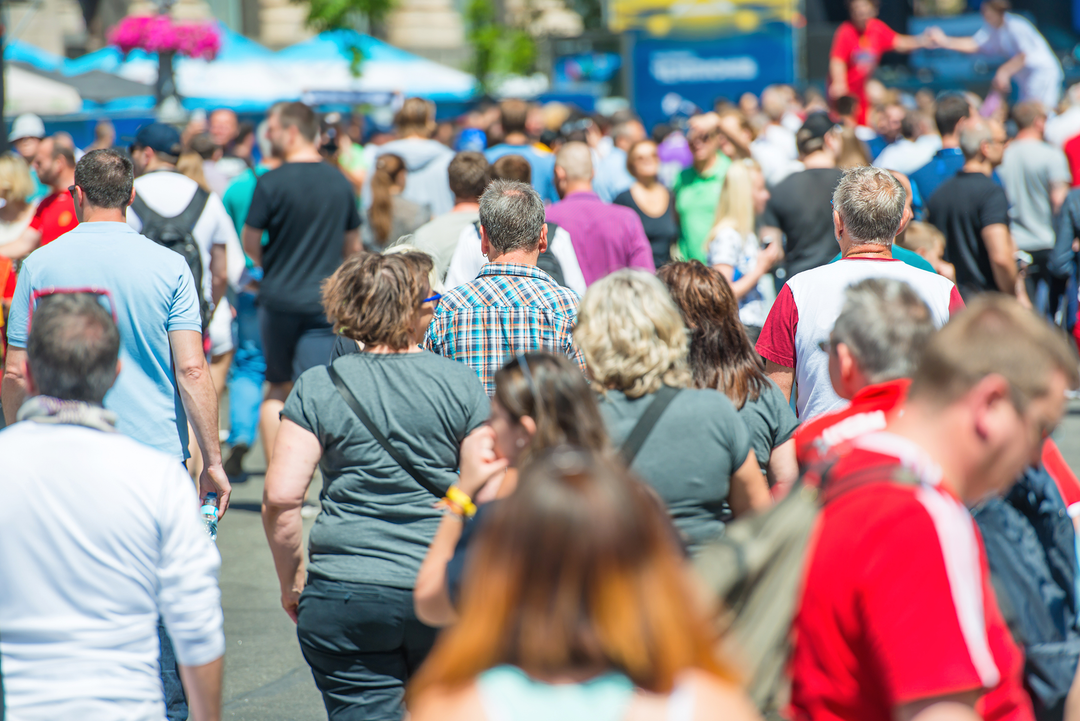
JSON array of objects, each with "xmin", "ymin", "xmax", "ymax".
[
  {"xmin": 132, "ymin": 123, "xmax": 182, "ymax": 156},
  {"xmin": 797, "ymin": 112, "xmax": 837, "ymax": 155}
]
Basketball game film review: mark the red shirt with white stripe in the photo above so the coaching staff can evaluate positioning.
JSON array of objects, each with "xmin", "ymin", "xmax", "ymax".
[
  {"xmin": 791, "ymin": 432, "xmax": 1033, "ymax": 721},
  {"xmin": 756, "ymin": 258, "xmax": 964, "ymax": 421},
  {"xmin": 795, "ymin": 378, "xmax": 910, "ymax": 469}
]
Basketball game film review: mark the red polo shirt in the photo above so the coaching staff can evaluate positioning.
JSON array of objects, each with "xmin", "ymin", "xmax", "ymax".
[
  {"xmin": 830, "ymin": 18, "xmax": 897, "ymax": 125},
  {"xmin": 29, "ymin": 191, "xmax": 78, "ymax": 246},
  {"xmin": 795, "ymin": 378, "xmax": 909, "ymax": 469}
]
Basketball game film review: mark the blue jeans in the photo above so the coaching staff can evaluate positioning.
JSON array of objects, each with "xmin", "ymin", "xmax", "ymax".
[
  {"xmin": 296, "ymin": 578, "xmax": 437, "ymax": 721},
  {"xmin": 227, "ymin": 290, "xmax": 265, "ymax": 447},
  {"xmin": 159, "ymin": 623, "xmax": 187, "ymax": 720}
]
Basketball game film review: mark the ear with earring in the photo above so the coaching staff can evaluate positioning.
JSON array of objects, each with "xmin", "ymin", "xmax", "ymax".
[{"xmin": 516, "ymin": 438, "xmax": 526, "ymax": 448}]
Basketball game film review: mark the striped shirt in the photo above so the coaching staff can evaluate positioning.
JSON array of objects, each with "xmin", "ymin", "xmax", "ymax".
[{"xmin": 424, "ymin": 262, "xmax": 586, "ymax": 396}]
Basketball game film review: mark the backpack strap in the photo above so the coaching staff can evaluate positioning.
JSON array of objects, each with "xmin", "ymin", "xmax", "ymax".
[
  {"xmin": 619, "ymin": 385, "xmax": 681, "ymax": 465},
  {"xmin": 817, "ymin": 458, "xmax": 920, "ymax": 505},
  {"xmin": 327, "ymin": 363, "xmax": 446, "ymax": 499},
  {"xmin": 129, "ymin": 193, "xmax": 162, "ymax": 228},
  {"xmin": 172, "ymin": 187, "xmax": 210, "ymax": 232}
]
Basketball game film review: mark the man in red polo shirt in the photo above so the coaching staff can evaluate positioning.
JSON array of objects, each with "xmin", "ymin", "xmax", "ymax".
[
  {"xmin": 791, "ymin": 295, "xmax": 1078, "ymax": 721},
  {"xmin": 829, "ymin": 0, "xmax": 930, "ymax": 125},
  {"xmin": 0, "ymin": 136, "xmax": 78, "ymax": 260}
]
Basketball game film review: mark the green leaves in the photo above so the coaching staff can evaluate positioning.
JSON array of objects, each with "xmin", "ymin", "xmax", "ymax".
[{"xmin": 466, "ymin": 0, "xmax": 536, "ymax": 92}]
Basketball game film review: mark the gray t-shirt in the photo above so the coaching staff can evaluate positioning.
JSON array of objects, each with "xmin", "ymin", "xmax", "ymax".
[
  {"xmin": 738, "ymin": 380, "xmax": 800, "ymax": 475},
  {"xmin": 283, "ymin": 351, "xmax": 489, "ymax": 588},
  {"xmin": 999, "ymin": 139, "xmax": 1071, "ymax": 252},
  {"xmin": 598, "ymin": 386, "xmax": 752, "ymax": 549}
]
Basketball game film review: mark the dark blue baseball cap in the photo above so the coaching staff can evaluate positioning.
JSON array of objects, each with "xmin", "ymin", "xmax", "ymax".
[{"xmin": 133, "ymin": 123, "xmax": 182, "ymax": 156}]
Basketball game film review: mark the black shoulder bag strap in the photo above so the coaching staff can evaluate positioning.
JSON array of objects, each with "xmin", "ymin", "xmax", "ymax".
[
  {"xmin": 619, "ymin": 385, "xmax": 681, "ymax": 465},
  {"xmin": 327, "ymin": 364, "xmax": 446, "ymax": 499},
  {"xmin": 129, "ymin": 193, "xmax": 161, "ymax": 230},
  {"xmin": 174, "ymin": 187, "xmax": 210, "ymax": 232}
]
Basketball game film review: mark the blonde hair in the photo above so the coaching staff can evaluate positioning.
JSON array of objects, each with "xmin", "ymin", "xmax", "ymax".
[
  {"xmin": 575, "ymin": 270, "xmax": 691, "ymax": 398},
  {"xmin": 0, "ymin": 153, "xmax": 35, "ymax": 204},
  {"xmin": 712, "ymin": 158, "xmax": 761, "ymax": 243},
  {"xmin": 898, "ymin": 220, "xmax": 945, "ymax": 255},
  {"xmin": 176, "ymin": 152, "xmax": 212, "ymax": 193},
  {"xmin": 383, "ymin": 241, "xmax": 444, "ymax": 295}
]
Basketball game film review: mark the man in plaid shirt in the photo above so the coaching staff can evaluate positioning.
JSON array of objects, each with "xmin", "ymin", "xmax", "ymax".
[{"xmin": 425, "ymin": 179, "xmax": 587, "ymax": 395}]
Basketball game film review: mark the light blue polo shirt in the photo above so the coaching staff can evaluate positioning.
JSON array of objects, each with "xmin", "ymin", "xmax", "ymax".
[{"xmin": 7, "ymin": 222, "xmax": 202, "ymax": 459}]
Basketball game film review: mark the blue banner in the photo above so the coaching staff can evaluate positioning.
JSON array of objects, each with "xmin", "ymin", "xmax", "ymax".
[{"xmin": 632, "ymin": 28, "xmax": 794, "ymax": 129}]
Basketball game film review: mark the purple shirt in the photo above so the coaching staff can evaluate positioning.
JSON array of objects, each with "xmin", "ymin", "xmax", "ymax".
[{"xmin": 545, "ymin": 191, "xmax": 656, "ymax": 286}]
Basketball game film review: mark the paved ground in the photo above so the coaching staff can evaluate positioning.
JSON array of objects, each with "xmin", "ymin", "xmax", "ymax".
[{"xmin": 210, "ymin": 399, "xmax": 1080, "ymax": 720}]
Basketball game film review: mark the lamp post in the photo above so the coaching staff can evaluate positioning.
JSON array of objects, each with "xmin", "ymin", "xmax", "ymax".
[{"xmin": 152, "ymin": 0, "xmax": 186, "ymax": 122}]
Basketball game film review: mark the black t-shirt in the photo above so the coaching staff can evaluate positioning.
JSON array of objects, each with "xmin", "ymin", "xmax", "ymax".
[
  {"xmin": 761, "ymin": 167, "xmax": 844, "ymax": 282},
  {"xmin": 926, "ymin": 171, "xmax": 1010, "ymax": 299},
  {"xmin": 613, "ymin": 189, "xmax": 680, "ymax": 269},
  {"xmin": 246, "ymin": 162, "xmax": 361, "ymax": 314}
]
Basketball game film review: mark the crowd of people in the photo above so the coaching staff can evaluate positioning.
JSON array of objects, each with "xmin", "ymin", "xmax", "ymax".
[{"xmin": 4, "ymin": 1, "xmax": 1080, "ymax": 718}]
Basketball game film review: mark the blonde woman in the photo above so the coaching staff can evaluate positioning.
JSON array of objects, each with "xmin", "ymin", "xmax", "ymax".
[
  {"xmin": 0, "ymin": 154, "xmax": 39, "ymax": 247},
  {"xmin": 574, "ymin": 269, "xmax": 771, "ymax": 550},
  {"xmin": 707, "ymin": 159, "xmax": 781, "ymax": 341}
]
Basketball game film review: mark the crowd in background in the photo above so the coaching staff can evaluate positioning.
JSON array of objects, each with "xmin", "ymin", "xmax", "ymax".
[{"xmin": 6, "ymin": 1, "xmax": 1080, "ymax": 719}]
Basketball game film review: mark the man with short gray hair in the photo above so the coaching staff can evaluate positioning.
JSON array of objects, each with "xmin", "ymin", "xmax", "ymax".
[
  {"xmin": 757, "ymin": 165, "xmax": 964, "ymax": 420},
  {"xmin": 424, "ymin": 179, "xmax": 587, "ymax": 395},
  {"xmin": 793, "ymin": 277, "xmax": 935, "ymax": 467}
]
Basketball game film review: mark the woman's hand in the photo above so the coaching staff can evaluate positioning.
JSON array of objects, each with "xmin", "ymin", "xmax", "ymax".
[
  {"xmin": 756, "ymin": 240, "xmax": 783, "ymax": 274},
  {"xmin": 282, "ymin": 584, "xmax": 302, "ymax": 624},
  {"xmin": 458, "ymin": 425, "xmax": 509, "ymax": 500}
]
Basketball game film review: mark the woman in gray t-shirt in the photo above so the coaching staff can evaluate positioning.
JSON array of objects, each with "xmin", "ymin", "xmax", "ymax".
[
  {"xmin": 575, "ymin": 269, "xmax": 773, "ymax": 551},
  {"xmin": 263, "ymin": 251, "xmax": 488, "ymax": 721},
  {"xmin": 659, "ymin": 261, "xmax": 800, "ymax": 496}
]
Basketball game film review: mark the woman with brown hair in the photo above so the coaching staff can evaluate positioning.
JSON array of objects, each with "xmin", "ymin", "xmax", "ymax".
[
  {"xmin": 658, "ymin": 261, "xmax": 799, "ymax": 495},
  {"xmin": 413, "ymin": 352, "xmax": 609, "ymax": 627},
  {"xmin": 363, "ymin": 153, "xmax": 431, "ymax": 250},
  {"xmin": 262, "ymin": 250, "xmax": 489, "ymax": 720},
  {"xmin": 408, "ymin": 448, "xmax": 761, "ymax": 721}
]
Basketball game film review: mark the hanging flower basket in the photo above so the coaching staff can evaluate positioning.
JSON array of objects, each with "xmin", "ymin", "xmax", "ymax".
[{"xmin": 108, "ymin": 15, "xmax": 221, "ymax": 61}]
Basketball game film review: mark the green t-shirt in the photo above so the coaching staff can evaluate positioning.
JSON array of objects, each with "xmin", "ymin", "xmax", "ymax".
[
  {"xmin": 222, "ymin": 164, "xmax": 271, "ymax": 270},
  {"xmin": 598, "ymin": 385, "xmax": 751, "ymax": 550},
  {"xmin": 673, "ymin": 153, "xmax": 732, "ymax": 263},
  {"xmin": 283, "ymin": 352, "xmax": 490, "ymax": 588},
  {"xmin": 828, "ymin": 245, "xmax": 936, "ymax": 273},
  {"xmin": 738, "ymin": 379, "xmax": 800, "ymax": 474}
]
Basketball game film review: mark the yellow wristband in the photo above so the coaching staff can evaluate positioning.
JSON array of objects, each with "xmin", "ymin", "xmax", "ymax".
[{"xmin": 445, "ymin": 486, "xmax": 477, "ymax": 518}]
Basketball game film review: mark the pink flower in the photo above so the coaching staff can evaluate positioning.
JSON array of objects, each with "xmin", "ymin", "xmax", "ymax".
[{"xmin": 108, "ymin": 15, "xmax": 221, "ymax": 60}]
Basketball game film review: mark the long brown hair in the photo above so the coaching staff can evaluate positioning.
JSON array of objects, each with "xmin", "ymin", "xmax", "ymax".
[
  {"xmin": 407, "ymin": 448, "xmax": 732, "ymax": 701},
  {"xmin": 493, "ymin": 353, "xmax": 609, "ymax": 463},
  {"xmin": 369, "ymin": 154, "xmax": 405, "ymax": 247},
  {"xmin": 657, "ymin": 261, "xmax": 768, "ymax": 410}
]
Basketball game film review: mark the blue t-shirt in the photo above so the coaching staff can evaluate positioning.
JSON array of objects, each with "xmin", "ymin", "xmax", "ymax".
[
  {"xmin": 910, "ymin": 148, "xmax": 966, "ymax": 217},
  {"xmin": 485, "ymin": 144, "xmax": 558, "ymax": 204},
  {"xmin": 7, "ymin": 222, "xmax": 202, "ymax": 459}
]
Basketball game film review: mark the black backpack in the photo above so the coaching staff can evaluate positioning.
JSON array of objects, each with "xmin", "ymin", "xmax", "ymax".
[{"xmin": 131, "ymin": 186, "xmax": 212, "ymax": 328}]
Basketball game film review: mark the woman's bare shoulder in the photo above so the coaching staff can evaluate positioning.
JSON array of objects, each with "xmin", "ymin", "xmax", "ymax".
[{"xmin": 408, "ymin": 682, "xmax": 487, "ymax": 721}]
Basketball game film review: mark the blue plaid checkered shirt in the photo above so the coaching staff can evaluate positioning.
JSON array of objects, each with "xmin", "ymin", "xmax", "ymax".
[{"xmin": 424, "ymin": 263, "xmax": 586, "ymax": 396}]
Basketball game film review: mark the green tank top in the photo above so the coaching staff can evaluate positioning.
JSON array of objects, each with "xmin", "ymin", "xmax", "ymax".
[{"xmin": 477, "ymin": 665, "xmax": 635, "ymax": 721}]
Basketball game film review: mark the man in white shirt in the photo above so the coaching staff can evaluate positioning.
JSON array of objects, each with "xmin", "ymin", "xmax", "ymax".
[
  {"xmin": 757, "ymin": 166, "xmax": 964, "ymax": 420},
  {"xmin": 929, "ymin": 0, "xmax": 1063, "ymax": 111},
  {"xmin": 873, "ymin": 110, "xmax": 942, "ymax": 176},
  {"xmin": 0, "ymin": 293, "xmax": 225, "ymax": 721}
]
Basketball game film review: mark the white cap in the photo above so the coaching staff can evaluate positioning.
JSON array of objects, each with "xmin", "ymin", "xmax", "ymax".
[{"xmin": 9, "ymin": 114, "xmax": 45, "ymax": 142}]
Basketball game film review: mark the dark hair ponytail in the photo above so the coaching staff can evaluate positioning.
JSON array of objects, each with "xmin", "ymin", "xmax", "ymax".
[{"xmin": 369, "ymin": 154, "xmax": 405, "ymax": 247}]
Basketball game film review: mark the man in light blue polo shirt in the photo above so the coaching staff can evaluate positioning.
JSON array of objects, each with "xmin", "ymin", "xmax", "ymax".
[
  {"xmin": 2, "ymin": 149, "xmax": 230, "ymax": 510},
  {"xmin": 485, "ymin": 99, "xmax": 558, "ymax": 204}
]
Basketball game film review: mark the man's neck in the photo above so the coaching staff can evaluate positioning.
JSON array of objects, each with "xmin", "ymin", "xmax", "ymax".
[
  {"xmin": 963, "ymin": 158, "xmax": 994, "ymax": 176},
  {"xmin": 52, "ymin": 170, "xmax": 76, "ymax": 195},
  {"xmin": 941, "ymin": 133, "xmax": 960, "ymax": 149},
  {"xmin": 841, "ymin": 240, "xmax": 893, "ymax": 260},
  {"xmin": 261, "ymin": 157, "xmax": 284, "ymax": 171},
  {"xmin": 486, "ymin": 249, "xmax": 539, "ymax": 266},
  {"xmin": 451, "ymin": 200, "xmax": 480, "ymax": 213},
  {"xmin": 503, "ymin": 132, "xmax": 529, "ymax": 146},
  {"xmin": 693, "ymin": 152, "xmax": 718, "ymax": 174},
  {"xmin": 887, "ymin": 399, "xmax": 974, "ymax": 502},
  {"xmin": 1015, "ymin": 128, "xmax": 1042, "ymax": 143},
  {"xmin": 143, "ymin": 159, "xmax": 176, "ymax": 175},
  {"xmin": 801, "ymin": 150, "xmax": 836, "ymax": 170},
  {"xmin": 285, "ymin": 144, "xmax": 323, "ymax": 163},
  {"xmin": 82, "ymin": 206, "xmax": 128, "ymax": 223},
  {"xmin": 562, "ymin": 181, "xmax": 593, "ymax": 196}
]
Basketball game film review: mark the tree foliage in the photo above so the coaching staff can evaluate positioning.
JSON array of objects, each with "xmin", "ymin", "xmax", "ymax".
[{"xmin": 467, "ymin": 0, "xmax": 536, "ymax": 92}]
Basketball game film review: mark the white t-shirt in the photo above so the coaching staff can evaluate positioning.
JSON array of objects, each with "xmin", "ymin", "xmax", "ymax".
[
  {"xmin": 0, "ymin": 422, "xmax": 225, "ymax": 720},
  {"xmin": 874, "ymin": 135, "xmax": 943, "ymax": 176},
  {"xmin": 974, "ymin": 13, "xmax": 1063, "ymax": 108},
  {"xmin": 707, "ymin": 226, "xmax": 776, "ymax": 328},
  {"xmin": 444, "ymin": 223, "xmax": 588, "ymax": 296},
  {"xmin": 126, "ymin": 171, "xmax": 243, "ymax": 307},
  {"xmin": 756, "ymin": 258, "xmax": 964, "ymax": 420}
]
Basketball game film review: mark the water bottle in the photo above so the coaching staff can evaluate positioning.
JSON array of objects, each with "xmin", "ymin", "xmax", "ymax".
[{"xmin": 201, "ymin": 492, "xmax": 218, "ymax": 541}]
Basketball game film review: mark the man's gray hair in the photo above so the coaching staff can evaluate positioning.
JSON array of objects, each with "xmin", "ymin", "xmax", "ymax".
[
  {"xmin": 832, "ymin": 166, "xmax": 906, "ymax": 246},
  {"xmin": 959, "ymin": 117, "xmax": 993, "ymax": 160},
  {"xmin": 27, "ymin": 293, "xmax": 120, "ymax": 404},
  {"xmin": 478, "ymin": 179, "xmax": 546, "ymax": 254},
  {"xmin": 830, "ymin": 278, "xmax": 935, "ymax": 384}
]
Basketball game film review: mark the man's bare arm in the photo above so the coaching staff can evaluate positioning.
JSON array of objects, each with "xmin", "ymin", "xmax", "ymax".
[
  {"xmin": 1, "ymin": 347, "xmax": 29, "ymax": 425},
  {"xmin": 209, "ymin": 244, "xmax": 228, "ymax": 309},
  {"xmin": 896, "ymin": 691, "xmax": 981, "ymax": 721},
  {"xmin": 242, "ymin": 225, "xmax": 263, "ymax": 268},
  {"xmin": 765, "ymin": 359, "xmax": 795, "ymax": 403},
  {"xmin": 178, "ymin": 656, "xmax": 223, "ymax": 721},
  {"xmin": 0, "ymin": 228, "xmax": 42, "ymax": 260},
  {"xmin": 982, "ymin": 223, "xmax": 1020, "ymax": 295},
  {"xmin": 1052, "ymin": 181, "xmax": 1070, "ymax": 216},
  {"xmin": 169, "ymin": 329, "xmax": 231, "ymax": 515},
  {"xmin": 343, "ymin": 228, "xmax": 361, "ymax": 259}
]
